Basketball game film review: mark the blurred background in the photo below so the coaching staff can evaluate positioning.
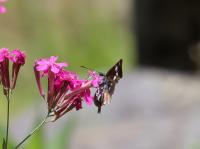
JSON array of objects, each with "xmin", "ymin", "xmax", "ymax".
[{"xmin": 1, "ymin": 0, "xmax": 200, "ymax": 149}]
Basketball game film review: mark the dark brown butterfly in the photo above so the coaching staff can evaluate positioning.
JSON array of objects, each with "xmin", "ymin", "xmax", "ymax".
[{"xmin": 94, "ymin": 59, "xmax": 123, "ymax": 113}]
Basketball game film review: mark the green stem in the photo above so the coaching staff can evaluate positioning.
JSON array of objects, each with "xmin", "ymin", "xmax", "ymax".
[
  {"xmin": 5, "ymin": 94, "xmax": 10, "ymax": 149},
  {"xmin": 14, "ymin": 115, "xmax": 48, "ymax": 149}
]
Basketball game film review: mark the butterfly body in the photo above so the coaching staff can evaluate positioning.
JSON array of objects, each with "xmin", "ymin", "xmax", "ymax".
[{"xmin": 94, "ymin": 59, "xmax": 123, "ymax": 113}]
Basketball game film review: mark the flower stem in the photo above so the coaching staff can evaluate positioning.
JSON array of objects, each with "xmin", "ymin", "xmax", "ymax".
[
  {"xmin": 14, "ymin": 115, "xmax": 48, "ymax": 149},
  {"xmin": 5, "ymin": 94, "xmax": 10, "ymax": 149}
]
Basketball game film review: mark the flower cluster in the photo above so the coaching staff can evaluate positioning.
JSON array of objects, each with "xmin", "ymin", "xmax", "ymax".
[
  {"xmin": 0, "ymin": 0, "xmax": 7, "ymax": 14},
  {"xmin": 34, "ymin": 56, "xmax": 102, "ymax": 121},
  {"xmin": 0, "ymin": 48, "xmax": 26, "ymax": 98}
]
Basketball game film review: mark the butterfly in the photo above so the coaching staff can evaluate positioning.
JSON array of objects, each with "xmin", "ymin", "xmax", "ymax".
[{"xmin": 94, "ymin": 59, "xmax": 123, "ymax": 113}]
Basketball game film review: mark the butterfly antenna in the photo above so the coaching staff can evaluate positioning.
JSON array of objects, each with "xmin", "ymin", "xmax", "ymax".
[
  {"xmin": 80, "ymin": 66, "xmax": 93, "ymax": 71},
  {"xmin": 80, "ymin": 66, "xmax": 103, "ymax": 74}
]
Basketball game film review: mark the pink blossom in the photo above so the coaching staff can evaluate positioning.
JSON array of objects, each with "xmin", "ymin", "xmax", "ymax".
[
  {"xmin": 74, "ymin": 98, "xmax": 82, "ymax": 110},
  {"xmin": 82, "ymin": 88, "xmax": 93, "ymax": 105},
  {"xmin": 36, "ymin": 56, "xmax": 68, "ymax": 74},
  {"xmin": 34, "ymin": 57, "xmax": 71, "ymax": 112},
  {"xmin": 0, "ymin": 0, "xmax": 7, "ymax": 14},
  {"xmin": 34, "ymin": 67, "xmax": 45, "ymax": 98},
  {"xmin": 10, "ymin": 49, "xmax": 26, "ymax": 89},
  {"xmin": 88, "ymin": 71, "xmax": 103, "ymax": 87},
  {"xmin": 0, "ymin": 48, "xmax": 10, "ymax": 96},
  {"xmin": 0, "ymin": 48, "xmax": 10, "ymax": 62},
  {"xmin": 0, "ymin": 5, "xmax": 6, "ymax": 14},
  {"xmin": 0, "ymin": 48, "xmax": 26, "ymax": 97},
  {"xmin": 56, "ymin": 70, "xmax": 79, "ymax": 85},
  {"xmin": 10, "ymin": 49, "xmax": 26, "ymax": 65},
  {"xmin": 47, "ymin": 70, "xmax": 56, "ymax": 110},
  {"xmin": 53, "ymin": 81, "xmax": 93, "ymax": 121},
  {"xmin": 34, "ymin": 58, "xmax": 69, "ymax": 106},
  {"xmin": 34, "ymin": 56, "xmax": 105, "ymax": 121},
  {"xmin": 55, "ymin": 70, "xmax": 84, "ymax": 91}
]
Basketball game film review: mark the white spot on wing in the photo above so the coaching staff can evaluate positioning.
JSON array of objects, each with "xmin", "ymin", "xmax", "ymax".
[
  {"xmin": 113, "ymin": 76, "xmax": 117, "ymax": 80},
  {"xmin": 103, "ymin": 91, "xmax": 111, "ymax": 105},
  {"xmin": 115, "ymin": 66, "xmax": 118, "ymax": 72}
]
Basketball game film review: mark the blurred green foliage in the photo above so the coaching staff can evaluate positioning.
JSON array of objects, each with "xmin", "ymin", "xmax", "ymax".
[
  {"xmin": 0, "ymin": 0, "xmax": 133, "ymax": 148},
  {"xmin": 0, "ymin": 126, "xmax": 15, "ymax": 149},
  {"xmin": 0, "ymin": 0, "xmax": 132, "ymax": 111}
]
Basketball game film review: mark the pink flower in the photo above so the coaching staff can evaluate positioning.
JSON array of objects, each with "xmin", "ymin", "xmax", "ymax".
[
  {"xmin": 34, "ymin": 57, "xmax": 70, "ymax": 111},
  {"xmin": 36, "ymin": 56, "xmax": 68, "ymax": 74},
  {"xmin": 0, "ymin": 48, "xmax": 10, "ymax": 62},
  {"xmin": 34, "ymin": 56, "xmax": 68, "ymax": 99},
  {"xmin": 10, "ymin": 49, "xmax": 26, "ymax": 65},
  {"xmin": 34, "ymin": 66, "xmax": 45, "ymax": 98},
  {"xmin": 55, "ymin": 70, "xmax": 84, "ymax": 92},
  {"xmin": 34, "ymin": 56, "xmax": 68, "ymax": 103},
  {"xmin": 10, "ymin": 49, "xmax": 26, "ymax": 89},
  {"xmin": 0, "ymin": 48, "xmax": 26, "ymax": 97},
  {"xmin": 53, "ymin": 81, "xmax": 93, "ymax": 121},
  {"xmin": 88, "ymin": 71, "xmax": 103, "ymax": 87},
  {"xmin": 0, "ymin": 0, "xmax": 7, "ymax": 14},
  {"xmin": 74, "ymin": 98, "xmax": 82, "ymax": 110},
  {"xmin": 82, "ymin": 88, "xmax": 93, "ymax": 105},
  {"xmin": 0, "ymin": 5, "xmax": 6, "ymax": 14},
  {"xmin": 34, "ymin": 56, "xmax": 96, "ymax": 121},
  {"xmin": 0, "ymin": 48, "xmax": 10, "ymax": 96}
]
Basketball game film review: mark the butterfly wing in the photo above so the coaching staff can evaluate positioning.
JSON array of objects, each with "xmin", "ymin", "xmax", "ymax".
[
  {"xmin": 94, "ymin": 84, "xmax": 105, "ymax": 113},
  {"xmin": 105, "ymin": 59, "xmax": 123, "ymax": 96},
  {"xmin": 106, "ymin": 59, "xmax": 123, "ymax": 82}
]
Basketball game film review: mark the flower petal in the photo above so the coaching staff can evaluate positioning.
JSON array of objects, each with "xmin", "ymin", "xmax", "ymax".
[
  {"xmin": 51, "ymin": 65, "xmax": 60, "ymax": 73},
  {"xmin": 56, "ymin": 62, "xmax": 68, "ymax": 68},
  {"xmin": 49, "ymin": 56, "xmax": 58, "ymax": 63},
  {"xmin": 34, "ymin": 66, "xmax": 45, "ymax": 98},
  {"xmin": 0, "ymin": 5, "xmax": 6, "ymax": 14},
  {"xmin": 36, "ymin": 65, "xmax": 48, "ymax": 71},
  {"xmin": 84, "ymin": 89, "xmax": 93, "ymax": 105}
]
